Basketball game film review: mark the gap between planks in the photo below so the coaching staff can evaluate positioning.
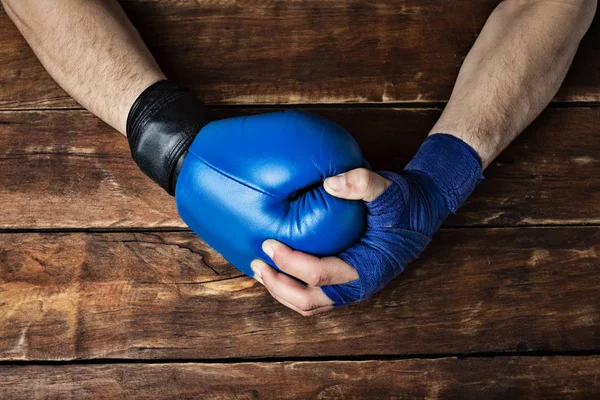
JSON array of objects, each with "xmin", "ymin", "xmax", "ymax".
[
  {"xmin": 0, "ymin": 349, "xmax": 598, "ymax": 366},
  {"xmin": 2, "ymin": 101, "xmax": 600, "ymax": 113},
  {"xmin": 0, "ymin": 223, "xmax": 598, "ymax": 235}
]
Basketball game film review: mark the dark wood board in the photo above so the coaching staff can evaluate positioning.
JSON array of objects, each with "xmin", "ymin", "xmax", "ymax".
[
  {"xmin": 1, "ymin": 1, "xmax": 598, "ymax": 109},
  {"xmin": 0, "ymin": 227, "xmax": 597, "ymax": 360},
  {"xmin": 1, "ymin": 357, "xmax": 599, "ymax": 399},
  {"xmin": 1, "ymin": 107, "xmax": 598, "ymax": 229},
  {"xmin": 1, "ymin": 0, "xmax": 599, "ymax": 397}
]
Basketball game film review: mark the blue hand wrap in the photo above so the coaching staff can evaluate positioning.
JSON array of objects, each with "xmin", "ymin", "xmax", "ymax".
[{"xmin": 321, "ymin": 134, "xmax": 484, "ymax": 305}]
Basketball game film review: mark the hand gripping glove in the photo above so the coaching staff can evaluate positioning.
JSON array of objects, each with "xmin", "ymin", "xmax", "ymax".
[
  {"xmin": 321, "ymin": 134, "xmax": 485, "ymax": 306},
  {"xmin": 175, "ymin": 110, "xmax": 369, "ymax": 276}
]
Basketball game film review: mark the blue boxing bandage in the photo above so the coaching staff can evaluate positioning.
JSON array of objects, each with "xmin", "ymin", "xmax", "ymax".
[{"xmin": 321, "ymin": 134, "xmax": 484, "ymax": 305}]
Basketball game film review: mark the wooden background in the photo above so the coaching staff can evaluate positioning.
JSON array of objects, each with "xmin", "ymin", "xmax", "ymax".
[{"xmin": 1, "ymin": 0, "xmax": 599, "ymax": 398}]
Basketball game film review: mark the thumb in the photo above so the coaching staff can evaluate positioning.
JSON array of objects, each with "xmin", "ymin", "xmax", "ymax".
[{"xmin": 324, "ymin": 168, "xmax": 392, "ymax": 202}]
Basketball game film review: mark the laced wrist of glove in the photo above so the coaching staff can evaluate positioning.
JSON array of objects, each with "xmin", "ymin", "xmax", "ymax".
[{"xmin": 321, "ymin": 133, "xmax": 485, "ymax": 305}]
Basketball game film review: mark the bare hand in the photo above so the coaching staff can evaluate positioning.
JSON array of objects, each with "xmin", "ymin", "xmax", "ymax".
[{"xmin": 250, "ymin": 168, "xmax": 391, "ymax": 316}]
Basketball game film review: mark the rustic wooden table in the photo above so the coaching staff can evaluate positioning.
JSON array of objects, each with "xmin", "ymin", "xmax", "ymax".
[{"xmin": 1, "ymin": 1, "xmax": 599, "ymax": 398}]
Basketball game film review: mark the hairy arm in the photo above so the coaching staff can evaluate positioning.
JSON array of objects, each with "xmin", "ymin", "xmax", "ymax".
[
  {"xmin": 251, "ymin": 0, "xmax": 597, "ymax": 315},
  {"xmin": 1, "ymin": 0, "xmax": 165, "ymax": 135},
  {"xmin": 432, "ymin": 0, "xmax": 597, "ymax": 169}
]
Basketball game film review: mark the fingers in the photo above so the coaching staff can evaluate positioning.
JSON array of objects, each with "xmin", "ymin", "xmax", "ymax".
[
  {"xmin": 251, "ymin": 258, "xmax": 335, "ymax": 316},
  {"xmin": 261, "ymin": 239, "xmax": 358, "ymax": 286},
  {"xmin": 324, "ymin": 168, "xmax": 392, "ymax": 202},
  {"xmin": 268, "ymin": 293, "xmax": 334, "ymax": 317},
  {"xmin": 250, "ymin": 239, "xmax": 360, "ymax": 316}
]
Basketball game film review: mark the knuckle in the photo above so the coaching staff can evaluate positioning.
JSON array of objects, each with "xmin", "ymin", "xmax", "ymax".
[
  {"xmin": 297, "ymin": 297, "xmax": 316, "ymax": 312},
  {"xmin": 305, "ymin": 270, "xmax": 326, "ymax": 287},
  {"xmin": 269, "ymin": 250, "xmax": 282, "ymax": 266},
  {"xmin": 272, "ymin": 255, "xmax": 291, "ymax": 273},
  {"xmin": 351, "ymin": 168, "xmax": 373, "ymax": 194}
]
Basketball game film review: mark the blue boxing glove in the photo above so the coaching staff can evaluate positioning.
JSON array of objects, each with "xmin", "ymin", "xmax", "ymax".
[
  {"xmin": 126, "ymin": 81, "xmax": 368, "ymax": 279},
  {"xmin": 176, "ymin": 110, "xmax": 369, "ymax": 277},
  {"xmin": 320, "ymin": 134, "xmax": 484, "ymax": 305},
  {"xmin": 250, "ymin": 133, "xmax": 484, "ymax": 313}
]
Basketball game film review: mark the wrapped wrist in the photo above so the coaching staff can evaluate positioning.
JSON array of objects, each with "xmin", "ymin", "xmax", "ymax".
[{"xmin": 404, "ymin": 133, "xmax": 484, "ymax": 212}]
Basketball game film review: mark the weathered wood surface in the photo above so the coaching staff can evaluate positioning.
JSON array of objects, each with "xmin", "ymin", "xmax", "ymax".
[
  {"xmin": 1, "ymin": 107, "xmax": 598, "ymax": 229},
  {"xmin": 1, "ymin": 0, "xmax": 598, "ymax": 397},
  {"xmin": 1, "ymin": 1, "xmax": 599, "ymax": 109},
  {"xmin": 1, "ymin": 357, "xmax": 599, "ymax": 399},
  {"xmin": 0, "ymin": 227, "xmax": 597, "ymax": 361}
]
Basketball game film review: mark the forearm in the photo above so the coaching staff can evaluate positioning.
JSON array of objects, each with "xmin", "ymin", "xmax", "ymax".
[
  {"xmin": 2, "ymin": 0, "xmax": 165, "ymax": 135},
  {"xmin": 431, "ymin": 0, "xmax": 597, "ymax": 169}
]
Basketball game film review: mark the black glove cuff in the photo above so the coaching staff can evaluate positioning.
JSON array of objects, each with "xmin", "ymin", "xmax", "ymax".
[{"xmin": 126, "ymin": 80, "xmax": 211, "ymax": 195}]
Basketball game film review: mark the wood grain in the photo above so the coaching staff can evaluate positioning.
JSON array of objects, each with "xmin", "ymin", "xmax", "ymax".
[
  {"xmin": 1, "ymin": 1, "xmax": 598, "ymax": 109},
  {"xmin": 1, "ymin": 108, "xmax": 598, "ymax": 229},
  {"xmin": 2, "ymin": 0, "xmax": 598, "ymax": 396},
  {"xmin": 0, "ymin": 227, "xmax": 597, "ymax": 361},
  {"xmin": 1, "ymin": 357, "xmax": 599, "ymax": 399}
]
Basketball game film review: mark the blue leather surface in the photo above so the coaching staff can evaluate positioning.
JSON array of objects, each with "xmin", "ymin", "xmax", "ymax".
[{"xmin": 175, "ymin": 110, "xmax": 368, "ymax": 276}]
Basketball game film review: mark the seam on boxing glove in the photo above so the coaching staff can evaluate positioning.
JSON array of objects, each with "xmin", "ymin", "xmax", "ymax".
[
  {"xmin": 162, "ymin": 114, "xmax": 200, "ymax": 190},
  {"xmin": 164, "ymin": 134, "xmax": 194, "ymax": 194},
  {"xmin": 186, "ymin": 150, "xmax": 287, "ymax": 200}
]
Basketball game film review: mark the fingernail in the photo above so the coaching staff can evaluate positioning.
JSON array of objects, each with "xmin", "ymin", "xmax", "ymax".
[
  {"xmin": 250, "ymin": 259, "xmax": 264, "ymax": 283},
  {"xmin": 262, "ymin": 240, "xmax": 275, "ymax": 258},
  {"xmin": 325, "ymin": 173, "xmax": 345, "ymax": 192}
]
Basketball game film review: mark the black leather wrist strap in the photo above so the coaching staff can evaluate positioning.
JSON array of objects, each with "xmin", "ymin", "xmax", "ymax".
[{"xmin": 126, "ymin": 80, "xmax": 212, "ymax": 195}]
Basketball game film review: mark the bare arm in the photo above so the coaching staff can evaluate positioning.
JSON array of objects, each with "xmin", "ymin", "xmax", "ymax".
[
  {"xmin": 1, "ymin": 0, "xmax": 165, "ymax": 135},
  {"xmin": 431, "ymin": 0, "xmax": 597, "ymax": 169},
  {"xmin": 251, "ymin": 0, "xmax": 598, "ymax": 316}
]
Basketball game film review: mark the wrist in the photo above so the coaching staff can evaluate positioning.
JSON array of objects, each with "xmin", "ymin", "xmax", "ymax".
[
  {"xmin": 126, "ymin": 80, "xmax": 212, "ymax": 195},
  {"xmin": 404, "ymin": 133, "xmax": 484, "ymax": 213},
  {"xmin": 116, "ymin": 72, "xmax": 166, "ymax": 134}
]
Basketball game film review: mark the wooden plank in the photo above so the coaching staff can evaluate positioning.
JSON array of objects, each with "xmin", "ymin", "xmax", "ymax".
[
  {"xmin": 0, "ymin": 110, "xmax": 178, "ymax": 229},
  {"xmin": 1, "ymin": 107, "xmax": 598, "ymax": 229},
  {"xmin": 0, "ymin": 227, "xmax": 597, "ymax": 360},
  {"xmin": 1, "ymin": 357, "xmax": 599, "ymax": 399},
  {"xmin": 1, "ymin": 1, "xmax": 599, "ymax": 109}
]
